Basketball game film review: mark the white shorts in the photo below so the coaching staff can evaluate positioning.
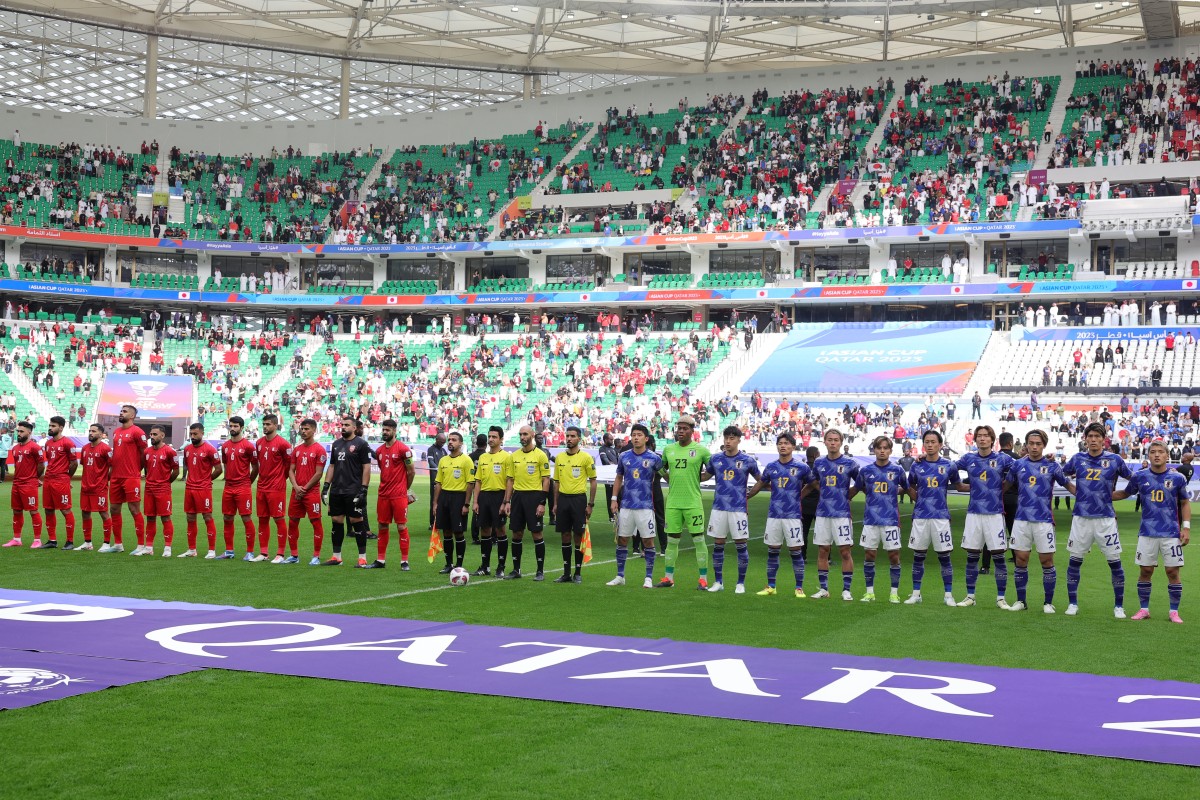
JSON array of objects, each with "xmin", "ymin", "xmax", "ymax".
[
  {"xmin": 707, "ymin": 509, "xmax": 750, "ymax": 541},
  {"xmin": 1011, "ymin": 520, "xmax": 1057, "ymax": 554},
  {"xmin": 813, "ymin": 516, "xmax": 853, "ymax": 547},
  {"xmin": 909, "ymin": 518, "xmax": 953, "ymax": 553},
  {"xmin": 962, "ymin": 513, "xmax": 1008, "ymax": 552},
  {"xmin": 1135, "ymin": 536, "xmax": 1185, "ymax": 568},
  {"xmin": 1067, "ymin": 517, "xmax": 1122, "ymax": 560},
  {"xmin": 860, "ymin": 524, "xmax": 901, "ymax": 551},
  {"xmin": 764, "ymin": 517, "xmax": 804, "ymax": 548},
  {"xmin": 617, "ymin": 508, "xmax": 656, "ymax": 541}
]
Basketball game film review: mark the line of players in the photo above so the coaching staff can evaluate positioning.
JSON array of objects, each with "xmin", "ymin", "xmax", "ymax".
[
  {"xmin": 1, "ymin": 405, "xmax": 419, "ymax": 569},
  {"xmin": 606, "ymin": 420, "xmax": 1190, "ymax": 622}
]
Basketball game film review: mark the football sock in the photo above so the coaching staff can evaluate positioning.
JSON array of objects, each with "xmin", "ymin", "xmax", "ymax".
[
  {"xmin": 561, "ymin": 542, "xmax": 572, "ymax": 574},
  {"xmin": 512, "ymin": 540, "xmax": 523, "ymax": 570},
  {"xmin": 1169, "ymin": 583, "xmax": 1182, "ymax": 612},
  {"xmin": 311, "ymin": 520, "xmax": 324, "ymax": 557},
  {"xmin": 994, "ymin": 553, "xmax": 1008, "ymax": 595},
  {"xmin": 1137, "ymin": 580, "xmax": 1152, "ymax": 609},
  {"xmin": 287, "ymin": 519, "xmax": 300, "ymax": 554},
  {"xmin": 736, "ymin": 542, "xmax": 749, "ymax": 585},
  {"xmin": 766, "ymin": 548, "xmax": 780, "ymax": 587},
  {"xmin": 863, "ymin": 560, "xmax": 875, "ymax": 592},
  {"xmin": 1067, "ymin": 557, "xmax": 1083, "ymax": 604},
  {"xmin": 331, "ymin": 521, "xmax": 345, "ymax": 557},
  {"xmin": 495, "ymin": 535, "xmax": 507, "ymax": 571},
  {"xmin": 63, "ymin": 511, "xmax": 75, "ymax": 541},
  {"xmin": 223, "ymin": 519, "xmax": 235, "ymax": 551},
  {"xmin": 965, "ymin": 551, "xmax": 980, "ymax": 594},
  {"xmin": 616, "ymin": 545, "xmax": 628, "ymax": 578},
  {"xmin": 644, "ymin": 547, "xmax": 656, "ymax": 579},
  {"xmin": 46, "ymin": 514, "xmax": 56, "ymax": 541},
  {"xmin": 842, "ymin": 568, "xmax": 853, "ymax": 592},
  {"xmin": 399, "ymin": 528, "xmax": 411, "ymax": 561},
  {"xmin": 790, "ymin": 550, "xmax": 805, "ymax": 588},
  {"xmin": 275, "ymin": 518, "xmax": 286, "ymax": 554},
  {"xmin": 30, "ymin": 512, "xmax": 42, "ymax": 542},
  {"xmin": 13, "ymin": 513, "xmax": 23, "ymax": 539},
  {"xmin": 186, "ymin": 519, "xmax": 198, "ymax": 549},
  {"xmin": 102, "ymin": 516, "xmax": 113, "ymax": 543},
  {"xmin": 889, "ymin": 563, "xmax": 901, "ymax": 590},
  {"xmin": 912, "ymin": 552, "xmax": 926, "ymax": 590},
  {"xmin": 534, "ymin": 539, "xmax": 545, "ymax": 572},
  {"xmin": 938, "ymin": 551, "xmax": 954, "ymax": 593},
  {"xmin": 1108, "ymin": 560, "xmax": 1125, "ymax": 607},
  {"xmin": 664, "ymin": 535, "xmax": 680, "ymax": 578},
  {"xmin": 162, "ymin": 519, "xmax": 174, "ymax": 546},
  {"xmin": 692, "ymin": 533, "xmax": 708, "ymax": 579},
  {"xmin": 454, "ymin": 535, "xmax": 466, "ymax": 566},
  {"xmin": 205, "ymin": 518, "xmax": 217, "ymax": 550},
  {"xmin": 1043, "ymin": 566, "xmax": 1057, "ymax": 605},
  {"xmin": 378, "ymin": 525, "xmax": 390, "ymax": 562},
  {"xmin": 145, "ymin": 518, "xmax": 157, "ymax": 547},
  {"xmin": 818, "ymin": 569, "xmax": 828, "ymax": 591},
  {"xmin": 131, "ymin": 513, "xmax": 144, "ymax": 546},
  {"xmin": 111, "ymin": 514, "xmax": 122, "ymax": 544},
  {"xmin": 480, "ymin": 536, "xmax": 493, "ymax": 569},
  {"xmin": 353, "ymin": 529, "xmax": 367, "ymax": 557},
  {"xmin": 1015, "ymin": 567, "xmax": 1029, "ymax": 603},
  {"xmin": 712, "ymin": 543, "xmax": 725, "ymax": 583},
  {"xmin": 258, "ymin": 518, "xmax": 270, "ymax": 551},
  {"xmin": 82, "ymin": 515, "xmax": 93, "ymax": 543},
  {"xmin": 573, "ymin": 543, "xmax": 583, "ymax": 576},
  {"xmin": 243, "ymin": 519, "xmax": 257, "ymax": 553}
]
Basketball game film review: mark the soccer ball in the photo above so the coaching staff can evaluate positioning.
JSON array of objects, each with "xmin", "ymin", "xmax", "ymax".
[{"xmin": 449, "ymin": 566, "xmax": 470, "ymax": 586}]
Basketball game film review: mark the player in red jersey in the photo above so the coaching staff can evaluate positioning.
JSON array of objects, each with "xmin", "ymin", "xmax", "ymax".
[
  {"xmin": 219, "ymin": 415, "xmax": 259, "ymax": 560},
  {"xmin": 181, "ymin": 422, "xmax": 222, "ymax": 558},
  {"xmin": 288, "ymin": 418, "xmax": 327, "ymax": 565},
  {"xmin": 364, "ymin": 418, "xmax": 416, "ymax": 570},
  {"xmin": 41, "ymin": 415, "xmax": 78, "ymax": 549},
  {"xmin": 139, "ymin": 425, "xmax": 180, "ymax": 557},
  {"xmin": 107, "ymin": 404, "xmax": 147, "ymax": 553},
  {"xmin": 74, "ymin": 423, "xmax": 113, "ymax": 551},
  {"xmin": 3, "ymin": 420, "xmax": 45, "ymax": 548},
  {"xmin": 255, "ymin": 413, "xmax": 292, "ymax": 563}
]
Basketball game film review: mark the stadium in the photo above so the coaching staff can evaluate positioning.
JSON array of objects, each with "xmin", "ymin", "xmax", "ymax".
[{"xmin": 1, "ymin": 0, "xmax": 1199, "ymax": 795}]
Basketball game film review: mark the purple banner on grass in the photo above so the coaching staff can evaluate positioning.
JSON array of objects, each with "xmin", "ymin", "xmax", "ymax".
[
  {"xmin": 1, "ymin": 589, "xmax": 1198, "ymax": 766},
  {"xmin": 0, "ymin": 648, "xmax": 199, "ymax": 710}
]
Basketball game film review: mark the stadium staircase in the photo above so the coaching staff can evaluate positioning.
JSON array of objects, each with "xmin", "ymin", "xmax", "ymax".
[
  {"xmin": 235, "ymin": 333, "xmax": 320, "ymax": 418},
  {"xmin": 692, "ymin": 331, "xmax": 787, "ymax": 403},
  {"xmin": 5, "ymin": 367, "xmax": 58, "ymax": 428},
  {"xmin": 319, "ymin": 147, "xmax": 391, "ymax": 237},
  {"xmin": 521, "ymin": 125, "xmax": 599, "ymax": 212},
  {"xmin": 847, "ymin": 92, "xmax": 903, "ymax": 211},
  {"xmin": 1032, "ymin": 72, "xmax": 1076, "ymax": 171},
  {"xmin": 961, "ymin": 330, "xmax": 1010, "ymax": 404}
]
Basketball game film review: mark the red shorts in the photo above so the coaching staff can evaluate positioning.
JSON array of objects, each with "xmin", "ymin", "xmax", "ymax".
[
  {"xmin": 144, "ymin": 491, "xmax": 173, "ymax": 517},
  {"xmin": 288, "ymin": 490, "xmax": 322, "ymax": 520},
  {"xmin": 256, "ymin": 488, "xmax": 286, "ymax": 520},
  {"xmin": 42, "ymin": 480, "xmax": 72, "ymax": 511},
  {"xmin": 184, "ymin": 488, "xmax": 214, "ymax": 515},
  {"xmin": 80, "ymin": 492, "xmax": 108, "ymax": 513},
  {"xmin": 109, "ymin": 477, "xmax": 142, "ymax": 505},
  {"xmin": 11, "ymin": 485, "xmax": 38, "ymax": 512},
  {"xmin": 377, "ymin": 495, "xmax": 409, "ymax": 526},
  {"xmin": 222, "ymin": 486, "xmax": 252, "ymax": 516}
]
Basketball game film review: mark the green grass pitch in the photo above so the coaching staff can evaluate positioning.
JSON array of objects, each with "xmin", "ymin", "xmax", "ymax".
[{"xmin": 0, "ymin": 482, "xmax": 1196, "ymax": 799}]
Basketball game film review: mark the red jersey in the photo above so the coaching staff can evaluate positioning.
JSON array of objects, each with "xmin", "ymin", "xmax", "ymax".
[
  {"xmin": 80, "ymin": 441, "xmax": 113, "ymax": 494},
  {"xmin": 184, "ymin": 442, "xmax": 221, "ymax": 490},
  {"xmin": 43, "ymin": 436, "xmax": 78, "ymax": 481},
  {"xmin": 376, "ymin": 440, "xmax": 413, "ymax": 498},
  {"xmin": 111, "ymin": 424, "xmax": 148, "ymax": 480},
  {"xmin": 221, "ymin": 438, "xmax": 258, "ymax": 487},
  {"xmin": 8, "ymin": 440, "xmax": 45, "ymax": 487},
  {"xmin": 291, "ymin": 441, "xmax": 327, "ymax": 493},
  {"xmin": 144, "ymin": 445, "xmax": 178, "ymax": 491},
  {"xmin": 255, "ymin": 435, "xmax": 292, "ymax": 492}
]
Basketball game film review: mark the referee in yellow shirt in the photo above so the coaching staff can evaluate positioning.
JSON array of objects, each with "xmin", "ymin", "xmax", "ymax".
[
  {"xmin": 552, "ymin": 425, "xmax": 597, "ymax": 584},
  {"xmin": 504, "ymin": 425, "xmax": 552, "ymax": 581},
  {"xmin": 473, "ymin": 425, "xmax": 513, "ymax": 577},
  {"xmin": 432, "ymin": 431, "xmax": 475, "ymax": 574}
]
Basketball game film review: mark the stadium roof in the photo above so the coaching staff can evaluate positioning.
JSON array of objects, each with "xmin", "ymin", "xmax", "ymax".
[{"xmin": 11, "ymin": 0, "xmax": 1198, "ymax": 76}]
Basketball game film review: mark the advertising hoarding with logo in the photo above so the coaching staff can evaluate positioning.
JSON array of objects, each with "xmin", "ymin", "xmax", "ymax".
[{"xmin": 95, "ymin": 374, "xmax": 196, "ymax": 447}]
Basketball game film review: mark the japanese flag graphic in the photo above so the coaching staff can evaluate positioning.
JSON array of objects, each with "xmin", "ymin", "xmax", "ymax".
[
  {"xmin": 177, "ymin": 291, "xmax": 191, "ymax": 300},
  {"xmin": 386, "ymin": 296, "xmax": 399, "ymax": 305},
  {"xmin": 757, "ymin": 290, "xmax": 768, "ymax": 298},
  {"xmin": 580, "ymin": 293, "xmax": 590, "ymax": 302},
  {"xmin": 1184, "ymin": 279, "xmax": 1197, "ymax": 290},
  {"xmin": 951, "ymin": 285, "xmax": 964, "ymax": 294}
]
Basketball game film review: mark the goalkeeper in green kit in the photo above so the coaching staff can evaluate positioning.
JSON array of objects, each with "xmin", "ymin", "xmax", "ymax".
[{"xmin": 655, "ymin": 416, "xmax": 712, "ymax": 590}]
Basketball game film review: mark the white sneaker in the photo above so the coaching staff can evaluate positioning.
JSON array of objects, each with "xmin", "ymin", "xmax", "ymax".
[
  {"xmin": 707, "ymin": 581, "xmax": 723, "ymax": 592},
  {"xmin": 943, "ymin": 592, "xmax": 956, "ymax": 607},
  {"xmin": 811, "ymin": 589, "xmax": 830, "ymax": 599},
  {"xmin": 1114, "ymin": 606, "xmax": 1127, "ymax": 619},
  {"xmin": 251, "ymin": 554, "xmax": 268, "ymax": 562},
  {"xmin": 956, "ymin": 595, "xmax": 976, "ymax": 607},
  {"xmin": 178, "ymin": 549, "xmax": 197, "ymax": 558},
  {"xmin": 1065, "ymin": 603, "xmax": 1079, "ymax": 616},
  {"xmin": 110, "ymin": 544, "xmax": 124, "ymax": 553},
  {"xmin": 270, "ymin": 555, "xmax": 285, "ymax": 564},
  {"xmin": 162, "ymin": 547, "xmax": 172, "ymax": 558},
  {"xmin": 97, "ymin": 543, "xmax": 116, "ymax": 553},
  {"xmin": 1009, "ymin": 600, "xmax": 1027, "ymax": 611},
  {"xmin": 242, "ymin": 553, "xmax": 255, "ymax": 562},
  {"xmin": 204, "ymin": 550, "xmax": 217, "ymax": 559},
  {"xmin": 996, "ymin": 598, "xmax": 1011, "ymax": 610},
  {"xmin": 734, "ymin": 584, "xmax": 745, "ymax": 595},
  {"xmin": 606, "ymin": 575, "xmax": 625, "ymax": 586},
  {"xmin": 1043, "ymin": 603, "xmax": 1056, "ymax": 614},
  {"xmin": 128, "ymin": 546, "xmax": 143, "ymax": 556},
  {"xmin": 642, "ymin": 577, "xmax": 653, "ymax": 589},
  {"xmin": 841, "ymin": 589, "xmax": 853, "ymax": 601},
  {"xmin": 904, "ymin": 592, "xmax": 923, "ymax": 605},
  {"xmin": 76, "ymin": 541, "xmax": 94, "ymax": 551}
]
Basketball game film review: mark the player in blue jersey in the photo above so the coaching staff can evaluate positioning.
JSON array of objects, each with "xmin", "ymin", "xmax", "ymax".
[
  {"xmin": 748, "ymin": 432, "xmax": 811, "ymax": 598},
  {"xmin": 806, "ymin": 429, "xmax": 859, "ymax": 600},
  {"xmin": 953, "ymin": 425, "xmax": 1014, "ymax": 609},
  {"xmin": 607, "ymin": 424, "xmax": 663, "ymax": 588},
  {"xmin": 855, "ymin": 436, "xmax": 908, "ymax": 604},
  {"xmin": 1062, "ymin": 422, "xmax": 1133, "ymax": 618},
  {"xmin": 1004, "ymin": 429, "xmax": 1075, "ymax": 613},
  {"xmin": 1114, "ymin": 440, "xmax": 1191, "ymax": 623},
  {"xmin": 905, "ymin": 430, "xmax": 963, "ymax": 606},
  {"xmin": 702, "ymin": 426, "xmax": 761, "ymax": 594}
]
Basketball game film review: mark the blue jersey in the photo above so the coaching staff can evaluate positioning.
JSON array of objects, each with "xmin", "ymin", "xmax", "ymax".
[
  {"xmin": 811, "ymin": 455, "xmax": 859, "ymax": 518},
  {"xmin": 1124, "ymin": 468, "xmax": 1189, "ymax": 539},
  {"xmin": 954, "ymin": 451, "xmax": 1013, "ymax": 515},
  {"xmin": 908, "ymin": 458, "xmax": 955, "ymax": 520},
  {"xmin": 762, "ymin": 459, "xmax": 810, "ymax": 520},
  {"xmin": 615, "ymin": 449, "xmax": 663, "ymax": 511},
  {"xmin": 1064, "ymin": 451, "xmax": 1132, "ymax": 519},
  {"xmin": 857, "ymin": 462, "xmax": 908, "ymax": 526},
  {"xmin": 708, "ymin": 451, "xmax": 761, "ymax": 512},
  {"xmin": 1009, "ymin": 457, "xmax": 1070, "ymax": 522}
]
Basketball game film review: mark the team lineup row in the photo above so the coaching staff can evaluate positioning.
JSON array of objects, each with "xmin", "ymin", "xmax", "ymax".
[{"xmin": 2, "ymin": 408, "xmax": 1190, "ymax": 621}]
